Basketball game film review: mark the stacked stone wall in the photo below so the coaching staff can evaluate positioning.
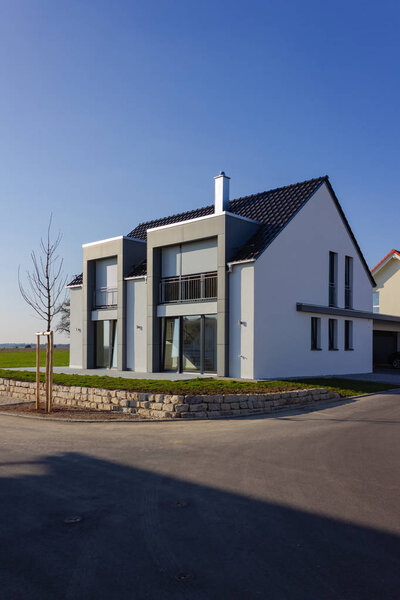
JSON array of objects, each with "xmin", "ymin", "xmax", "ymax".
[{"xmin": 0, "ymin": 377, "xmax": 340, "ymax": 419}]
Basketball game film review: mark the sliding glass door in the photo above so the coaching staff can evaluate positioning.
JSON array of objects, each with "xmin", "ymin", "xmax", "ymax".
[
  {"xmin": 162, "ymin": 314, "xmax": 217, "ymax": 373},
  {"xmin": 182, "ymin": 316, "xmax": 201, "ymax": 371},
  {"xmin": 96, "ymin": 320, "xmax": 117, "ymax": 368},
  {"xmin": 163, "ymin": 318, "xmax": 180, "ymax": 371}
]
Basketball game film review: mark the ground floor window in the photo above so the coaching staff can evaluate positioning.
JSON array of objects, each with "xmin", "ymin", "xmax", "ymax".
[
  {"xmin": 328, "ymin": 319, "xmax": 338, "ymax": 351},
  {"xmin": 161, "ymin": 314, "xmax": 217, "ymax": 373},
  {"xmin": 311, "ymin": 317, "xmax": 321, "ymax": 350},
  {"xmin": 344, "ymin": 320, "xmax": 353, "ymax": 350},
  {"xmin": 96, "ymin": 320, "xmax": 117, "ymax": 368}
]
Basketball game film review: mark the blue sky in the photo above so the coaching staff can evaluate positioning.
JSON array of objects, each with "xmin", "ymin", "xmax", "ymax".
[{"xmin": 0, "ymin": 0, "xmax": 399, "ymax": 342}]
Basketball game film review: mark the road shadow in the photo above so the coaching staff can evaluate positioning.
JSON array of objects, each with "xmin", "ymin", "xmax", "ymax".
[{"xmin": 0, "ymin": 452, "xmax": 399, "ymax": 600}]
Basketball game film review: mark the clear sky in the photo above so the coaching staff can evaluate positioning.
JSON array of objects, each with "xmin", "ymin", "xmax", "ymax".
[{"xmin": 0, "ymin": 0, "xmax": 399, "ymax": 342}]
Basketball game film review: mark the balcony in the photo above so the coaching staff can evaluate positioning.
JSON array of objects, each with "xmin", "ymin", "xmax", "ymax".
[
  {"xmin": 159, "ymin": 272, "xmax": 217, "ymax": 304},
  {"xmin": 93, "ymin": 287, "xmax": 117, "ymax": 308}
]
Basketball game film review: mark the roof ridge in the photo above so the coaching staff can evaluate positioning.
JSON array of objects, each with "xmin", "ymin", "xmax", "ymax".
[
  {"xmin": 128, "ymin": 175, "xmax": 328, "ymax": 233},
  {"xmin": 229, "ymin": 175, "xmax": 328, "ymax": 204},
  {"xmin": 131, "ymin": 203, "xmax": 214, "ymax": 231}
]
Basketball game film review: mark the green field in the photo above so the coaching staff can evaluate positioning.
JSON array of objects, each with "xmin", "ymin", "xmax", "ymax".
[{"xmin": 0, "ymin": 349, "xmax": 69, "ymax": 368}]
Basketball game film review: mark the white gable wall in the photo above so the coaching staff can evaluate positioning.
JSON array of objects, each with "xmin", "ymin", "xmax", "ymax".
[{"xmin": 253, "ymin": 183, "xmax": 373, "ymax": 378}]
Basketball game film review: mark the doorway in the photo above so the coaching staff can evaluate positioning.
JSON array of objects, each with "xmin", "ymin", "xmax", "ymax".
[
  {"xmin": 162, "ymin": 314, "xmax": 217, "ymax": 373},
  {"xmin": 96, "ymin": 320, "xmax": 118, "ymax": 368}
]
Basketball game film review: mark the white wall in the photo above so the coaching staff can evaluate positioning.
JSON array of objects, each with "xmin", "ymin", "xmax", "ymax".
[
  {"xmin": 69, "ymin": 287, "xmax": 83, "ymax": 368},
  {"xmin": 161, "ymin": 238, "xmax": 217, "ymax": 277},
  {"xmin": 253, "ymin": 183, "xmax": 373, "ymax": 378},
  {"xmin": 229, "ymin": 263, "xmax": 254, "ymax": 378},
  {"xmin": 126, "ymin": 279, "xmax": 147, "ymax": 371}
]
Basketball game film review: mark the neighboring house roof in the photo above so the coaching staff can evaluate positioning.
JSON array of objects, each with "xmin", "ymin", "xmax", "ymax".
[
  {"xmin": 371, "ymin": 249, "xmax": 400, "ymax": 275},
  {"xmin": 68, "ymin": 175, "xmax": 375, "ymax": 287},
  {"xmin": 66, "ymin": 273, "xmax": 83, "ymax": 287}
]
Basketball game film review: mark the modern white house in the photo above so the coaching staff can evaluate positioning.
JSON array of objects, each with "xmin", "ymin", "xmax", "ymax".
[{"xmin": 67, "ymin": 173, "xmax": 376, "ymax": 379}]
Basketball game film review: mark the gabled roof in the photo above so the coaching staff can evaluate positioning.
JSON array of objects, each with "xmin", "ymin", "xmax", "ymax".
[
  {"xmin": 127, "ymin": 177, "xmax": 326, "ymax": 262},
  {"xmin": 68, "ymin": 175, "xmax": 375, "ymax": 287},
  {"xmin": 371, "ymin": 249, "xmax": 400, "ymax": 275}
]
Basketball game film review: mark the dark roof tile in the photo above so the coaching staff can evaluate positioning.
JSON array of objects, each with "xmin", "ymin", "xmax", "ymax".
[
  {"xmin": 67, "ymin": 273, "xmax": 83, "ymax": 287},
  {"xmin": 127, "ymin": 176, "xmax": 327, "ymax": 261}
]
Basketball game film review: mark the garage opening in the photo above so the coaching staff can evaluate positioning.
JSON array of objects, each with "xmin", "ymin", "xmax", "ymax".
[{"xmin": 373, "ymin": 330, "xmax": 398, "ymax": 366}]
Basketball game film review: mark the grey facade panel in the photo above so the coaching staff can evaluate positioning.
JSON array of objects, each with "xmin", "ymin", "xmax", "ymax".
[
  {"xmin": 82, "ymin": 237, "xmax": 146, "ymax": 370},
  {"xmin": 69, "ymin": 287, "xmax": 83, "ymax": 368}
]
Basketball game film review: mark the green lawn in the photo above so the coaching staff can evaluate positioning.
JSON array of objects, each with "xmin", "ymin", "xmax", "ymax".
[
  {"xmin": 0, "ymin": 368, "xmax": 396, "ymax": 398},
  {"xmin": 0, "ymin": 350, "xmax": 69, "ymax": 368}
]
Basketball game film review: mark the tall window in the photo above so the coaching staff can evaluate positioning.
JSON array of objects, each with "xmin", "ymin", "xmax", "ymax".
[
  {"xmin": 328, "ymin": 319, "xmax": 338, "ymax": 350},
  {"xmin": 329, "ymin": 251, "xmax": 338, "ymax": 307},
  {"xmin": 311, "ymin": 317, "xmax": 321, "ymax": 350},
  {"xmin": 373, "ymin": 292, "xmax": 380, "ymax": 313},
  {"xmin": 345, "ymin": 320, "xmax": 353, "ymax": 351},
  {"xmin": 345, "ymin": 256, "xmax": 353, "ymax": 309}
]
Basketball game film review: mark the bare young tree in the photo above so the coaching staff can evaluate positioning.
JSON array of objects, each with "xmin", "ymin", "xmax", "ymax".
[{"xmin": 18, "ymin": 215, "xmax": 68, "ymax": 332}]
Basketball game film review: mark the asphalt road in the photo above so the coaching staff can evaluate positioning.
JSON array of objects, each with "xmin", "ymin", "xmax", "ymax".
[{"xmin": 0, "ymin": 393, "xmax": 399, "ymax": 600}]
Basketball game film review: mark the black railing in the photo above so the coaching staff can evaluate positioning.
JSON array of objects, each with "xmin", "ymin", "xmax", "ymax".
[{"xmin": 159, "ymin": 272, "xmax": 217, "ymax": 304}]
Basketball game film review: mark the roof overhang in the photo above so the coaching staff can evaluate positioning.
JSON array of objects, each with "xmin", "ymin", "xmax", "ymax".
[{"xmin": 371, "ymin": 249, "xmax": 400, "ymax": 276}]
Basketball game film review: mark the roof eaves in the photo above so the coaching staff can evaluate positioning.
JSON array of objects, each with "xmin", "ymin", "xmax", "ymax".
[
  {"xmin": 371, "ymin": 249, "xmax": 400, "ymax": 274},
  {"xmin": 323, "ymin": 179, "xmax": 376, "ymax": 287}
]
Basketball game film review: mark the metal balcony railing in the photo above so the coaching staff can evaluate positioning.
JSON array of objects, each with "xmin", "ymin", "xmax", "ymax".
[
  {"xmin": 159, "ymin": 272, "xmax": 217, "ymax": 304},
  {"xmin": 94, "ymin": 287, "xmax": 118, "ymax": 308}
]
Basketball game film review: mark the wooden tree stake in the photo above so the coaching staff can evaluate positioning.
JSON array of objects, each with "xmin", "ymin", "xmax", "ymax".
[{"xmin": 36, "ymin": 334, "xmax": 40, "ymax": 410}]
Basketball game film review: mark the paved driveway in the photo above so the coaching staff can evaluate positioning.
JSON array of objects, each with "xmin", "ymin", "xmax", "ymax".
[
  {"xmin": 0, "ymin": 393, "xmax": 399, "ymax": 599},
  {"xmin": 341, "ymin": 368, "xmax": 400, "ymax": 385}
]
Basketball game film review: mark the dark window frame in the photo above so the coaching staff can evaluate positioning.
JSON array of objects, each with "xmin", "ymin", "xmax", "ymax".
[
  {"xmin": 345, "ymin": 256, "xmax": 353, "ymax": 309},
  {"xmin": 344, "ymin": 320, "xmax": 353, "ymax": 351},
  {"xmin": 311, "ymin": 317, "xmax": 321, "ymax": 350},
  {"xmin": 328, "ymin": 318, "xmax": 338, "ymax": 351},
  {"xmin": 329, "ymin": 251, "xmax": 338, "ymax": 307}
]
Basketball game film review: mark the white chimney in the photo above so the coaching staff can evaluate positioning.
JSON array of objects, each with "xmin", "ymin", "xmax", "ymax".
[{"xmin": 214, "ymin": 171, "xmax": 230, "ymax": 214}]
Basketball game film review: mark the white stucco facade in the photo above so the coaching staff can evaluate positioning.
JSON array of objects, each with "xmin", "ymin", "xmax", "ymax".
[{"xmin": 252, "ymin": 183, "xmax": 373, "ymax": 378}]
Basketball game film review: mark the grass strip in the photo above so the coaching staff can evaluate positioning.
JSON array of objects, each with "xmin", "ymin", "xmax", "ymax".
[{"xmin": 0, "ymin": 369, "xmax": 396, "ymax": 397}]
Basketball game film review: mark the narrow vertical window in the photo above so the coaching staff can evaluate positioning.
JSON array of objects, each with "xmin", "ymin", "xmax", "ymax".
[
  {"xmin": 329, "ymin": 252, "xmax": 338, "ymax": 307},
  {"xmin": 345, "ymin": 320, "xmax": 353, "ymax": 350},
  {"xmin": 311, "ymin": 317, "xmax": 321, "ymax": 350},
  {"xmin": 373, "ymin": 292, "xmax": 380, "ymax": 313},
  {"xmin": 345, "ymin": 256, "xmax": 353, "ymax": 309},
  {"xmin": 328, "ymin": 319, "xmax": 338, "ymax": 350}
]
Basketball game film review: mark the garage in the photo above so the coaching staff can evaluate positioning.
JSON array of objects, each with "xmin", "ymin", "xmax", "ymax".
[{"xmin": 373, "ymin": 330, "xmax": 398, "ymax": 366}]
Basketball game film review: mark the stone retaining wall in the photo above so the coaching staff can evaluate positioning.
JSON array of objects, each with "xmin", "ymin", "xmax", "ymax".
[{"xmin": 0, "ymin": 377, "xmax": 341, "ymax": 419}]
